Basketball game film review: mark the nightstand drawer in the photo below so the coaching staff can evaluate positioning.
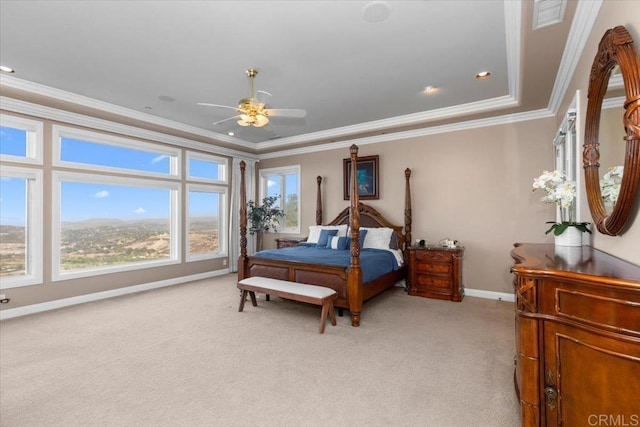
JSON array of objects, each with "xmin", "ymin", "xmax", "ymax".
[
  {"xmin": 415, "ymin": 250, "xmax": 451, "ymax": 262},
  {"xmin": 415, "ymin": 262, "xmax": 451, "ymax": 275},
  {"xmin": 415, "ymin": 274, "xmax": 452, "ymax": 289}
]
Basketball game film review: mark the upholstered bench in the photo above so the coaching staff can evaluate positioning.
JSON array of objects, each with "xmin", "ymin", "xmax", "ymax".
[{"xmin": 237, "ymin": 277, "xmax": 338, "ymax": 334}]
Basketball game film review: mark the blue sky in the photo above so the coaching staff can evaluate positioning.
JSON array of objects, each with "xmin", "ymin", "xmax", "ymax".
[{"xmin": 0, "ymin": 126, "xmax": 221, "ymax": 225}]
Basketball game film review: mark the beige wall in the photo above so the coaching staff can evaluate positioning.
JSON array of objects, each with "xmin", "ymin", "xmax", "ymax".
[
  {"xmin": 259, "ymin": 117, "xmax": 558, "ymax": 294},
  {"xmin": 559, "ymin": 0, "xmax": 640, "ymax": 265}
]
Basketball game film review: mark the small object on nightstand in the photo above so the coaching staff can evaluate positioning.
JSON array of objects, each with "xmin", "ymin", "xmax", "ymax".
[
  {"xmin": 407, "ymin": 245, "xmax": 464, "ymax": 301},
  {"xmin": 275, "ymin": 237, "xmax": 308, "ymax": 249}
]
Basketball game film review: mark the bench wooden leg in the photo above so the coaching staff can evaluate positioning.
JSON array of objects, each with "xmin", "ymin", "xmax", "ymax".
[
  {"xmin": 320, "ymin": 299, "xmax": 338, "ymax": 334},
  {"xmin": 328, "ymin": 300, "xmax": 337, "ymax": 326},
  {"xmin": 320, "ymin": 302, "xmax": 329, "ymax": 334},
  {"xmin": 238, "ymin": 290, "xmax": 258, "ymax": 312}
]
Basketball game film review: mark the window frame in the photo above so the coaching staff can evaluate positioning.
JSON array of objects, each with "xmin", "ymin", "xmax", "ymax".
[
  {"xmin": 258, "ymin": 165, "xmax": 301, "ymax": 234},
  {"xmin": 186, "ymin": 151, "xmax": 228, "ymax": 184},
  {"xmin": 185, "ymin": 183, "xmax": 228, "ymax": 262},
  {"xmin": 52, "ymin": 125, "xmax": 181, "ymax": 179},
  {"xmin": 0, "ymin": 166, "xmax": 43, "ymax": 289},
  {"xmin": 51, "ymin": 171, "xmax": 181, "ymax": 281},
  {"xmin": 0, "ymin": 114, "xmax": 44, "ymax": 165}
]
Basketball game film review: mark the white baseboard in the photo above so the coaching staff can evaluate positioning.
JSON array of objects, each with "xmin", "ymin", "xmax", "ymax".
[
  {"xmin": 465, "ymin": 288, "xmax": 515, "ymax": 302},
  {"xmin": 0, "ymin": 269, "xmax": 230, "ymax": 320},
  {"xmin": 1, "ymin": 274, "xmax": 513, "ymax": 320}
]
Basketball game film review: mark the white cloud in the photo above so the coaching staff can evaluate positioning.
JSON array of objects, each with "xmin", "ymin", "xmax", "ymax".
[
  {"xmin": 267, "ymin": 179, "xmax": 277, "ymax": 188},
  {"xmin": 93, "ymin": 190, "xmax": 109, "ymax": 199},
  {"xmin": 134, "ymin": 207, "xmax": 146, "ymax": 214},
  {"xmin": 152, "ymin": 155, "xmax": 168, "ymax": 164}
]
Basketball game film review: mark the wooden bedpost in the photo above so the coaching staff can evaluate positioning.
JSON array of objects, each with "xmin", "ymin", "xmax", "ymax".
[
  {"xmin": 316, "ymin": 176, "xmax": 323, "ymax": 225},
  {"xmin": 238, "ymin": 161, "xmax": 248, "ymax": 281},
  {"xmin": 404, "ymin": 168, "xmax": 412, "ymax": 251},
  {"xmin": 348, "ymin": 144, "xmax": 362, "ymax": 327}
]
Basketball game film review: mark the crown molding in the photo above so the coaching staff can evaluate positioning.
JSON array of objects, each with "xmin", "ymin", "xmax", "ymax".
[
  {"xmin": 547, "ymin": 0, "xmax": 604, "ymax": 115},
  {"xmin": 259, "ymin": 108, "xmax": 554, "ymax": 160},
  {"xmin": 256, "ymin": 95, "xmax": 519, "ymax": 151},
  {"xmin": 0, "ymin": 96, "xmax": 259, "ymax": 161},
  {"xmin": 504, "ymin": 0, "xmax": 522, "ymax": 100},
  {"xmin": 0, "ymin": 74, "xmax": 256, "ymax": 151}
]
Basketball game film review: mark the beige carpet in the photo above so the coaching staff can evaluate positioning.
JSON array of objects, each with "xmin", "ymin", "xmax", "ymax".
[{"xmin": 0, "ymin": 274, "xmax": 520, "ymax": 426}]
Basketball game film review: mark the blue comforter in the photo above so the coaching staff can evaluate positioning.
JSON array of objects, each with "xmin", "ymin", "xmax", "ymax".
[{"xmin": 252, "ymin": 245, "xmax": 400, "ymax": 283}]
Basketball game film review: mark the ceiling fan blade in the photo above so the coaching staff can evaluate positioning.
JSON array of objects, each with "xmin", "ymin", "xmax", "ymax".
[
  {"xmin": 254, "ymin": 90, "xmax": 272, "ymax": 104},
  {"xmin": 212, "ymin": 115, "xmax": 240, "ymax": 126},
  {"xmin": 266, "ymin": 108, "xmax": 307, "ymax": 118},
  {"xmin": 197, "ymin": 102, "xmax": 241, "ymax": 112}
]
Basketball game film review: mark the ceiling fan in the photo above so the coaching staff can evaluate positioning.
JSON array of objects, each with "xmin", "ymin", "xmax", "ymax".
[{"xmin": 198, "ymin": 68, "xmax": 306, "ymax": 128}]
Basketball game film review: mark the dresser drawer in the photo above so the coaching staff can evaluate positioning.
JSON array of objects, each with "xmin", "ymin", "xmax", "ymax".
[
  {"xmin": 415, "ymin": 262, "xmax": 451, "ymax": 275},
  {"xmin": 414, "ymin": 250, "xmax": 451, "ymax": 263},
  {"xmin": 415, "ymin": 274, "xmax": 452, "ymax": 289}
]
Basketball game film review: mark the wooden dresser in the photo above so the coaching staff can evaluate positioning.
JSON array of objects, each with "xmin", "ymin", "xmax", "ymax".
[
  {"xmin": 408, "ymin": 245, "xmax": 464, "ymax": 301},
  {"xmin": 511, "ymin": 243, "xmax": 640, "ymax": 427}
]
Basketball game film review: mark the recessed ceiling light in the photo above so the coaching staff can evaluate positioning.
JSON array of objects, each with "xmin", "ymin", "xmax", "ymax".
[
  {"xmin": 475, "ymin": 71, "xmax": 492, "ymax": 80},
  {"xmin": 423, "ymin": 85, "xmax": 438, "ymax": 94},
  {"xmin": 228, "ymin": 132, "xmax": 234, "ymax": 136},
  {"xmin": 0, "ymin": 65, "xmax": 15, "ymax": 73},
  {"xmin": 362, "ymin": 1, "xmax": 391, "ymax": 23}
]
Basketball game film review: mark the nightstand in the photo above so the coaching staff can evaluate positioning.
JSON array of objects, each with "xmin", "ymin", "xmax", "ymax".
[
  {"xmin": 275, "ymin": 237, "xmax": 307, "ymax": 249},
  {"xmin": 408, "ymin": 245, "xmax": 464, "ymax": 301}
]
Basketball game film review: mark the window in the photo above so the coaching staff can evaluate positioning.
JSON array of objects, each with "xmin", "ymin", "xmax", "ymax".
[
  {"xmin": 187, "ymin": 152, "xmax": 227, "ymax": 183},
  {"xmin": 0, "ymin": 115, "xmax": 43, "ymax": 164},
  {"xmin": 553, "ymin": 91, "xmax": 580, "ymax": 223},
  {"xmin": 186, "ymin": 184, "xmax": 227, "ymax": 261},
  {"xmin": 53, "ymin": 125, "xmax": 180, "ymax": 178},
  {"xmin": 0, "ymin": 167, "xmax": 43, "ymax": 288},
  {"xmin": 0, "ymin": 114, "xmax": 44, "ymax": 289},
  {"xmin": 52, "ymin": 173, "xmax": 180, "ymax": 281},
  {"xmin": 259, "ymin": 165, "xmax": 300, "ymax": 233}
]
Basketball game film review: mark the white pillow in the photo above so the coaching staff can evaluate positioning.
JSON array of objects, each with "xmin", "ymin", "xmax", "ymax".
[
  {"xmin": 362, "ymin": 227, "xmax": 394, "ymax": 249},
  {"xmin": 307, "ymin": 224, "xmax": 348, "ymax": 244}
]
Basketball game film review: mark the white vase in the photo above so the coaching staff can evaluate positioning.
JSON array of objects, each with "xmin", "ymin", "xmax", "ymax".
[
  {"xmin": 554, "ymin": 226, "xmax": 583, "ymax": 247},
  {"xmin": 554, "ymin": 245, "xmax": 584, "ymax": 266}
]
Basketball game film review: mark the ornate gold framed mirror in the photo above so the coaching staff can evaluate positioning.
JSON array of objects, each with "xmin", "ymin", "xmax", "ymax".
[{"xmin": 584, "ymin": 25, "xmax": 640, "ymax": 235}]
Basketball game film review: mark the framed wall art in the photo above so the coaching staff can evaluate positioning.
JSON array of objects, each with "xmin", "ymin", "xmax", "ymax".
[{"xmin": 343, "ymin": 155, "xmax": 379, "ymax": 200}]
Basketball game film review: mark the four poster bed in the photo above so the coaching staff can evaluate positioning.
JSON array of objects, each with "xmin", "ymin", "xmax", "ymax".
[{"xmin": 237, "ymin": 144, "xmax": 412, "ymax": 327}]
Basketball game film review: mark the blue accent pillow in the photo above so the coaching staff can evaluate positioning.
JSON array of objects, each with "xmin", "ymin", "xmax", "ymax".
[
  {"xmin": 346, "ymin": 229, "xmax": 368, "ymax": 249},
  {"xmin": 317, "ymin": 229, "xmax": 338, "ymax": 247},
  {"xmin": 330, "ymin": 236, "xmax": 349, "ymax": 250}
]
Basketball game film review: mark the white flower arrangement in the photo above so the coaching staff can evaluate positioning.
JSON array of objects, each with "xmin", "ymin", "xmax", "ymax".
[
  {"xmin": 532, "ymin": 170, "xmax": 576, "ymax": 208},
  {"xmin": 532, "ymin": 170, "xmax": 591, "ymax": 236},
  {"xmin": 600, "ymin": 165, "xmax": 623, "ymax": 207}
]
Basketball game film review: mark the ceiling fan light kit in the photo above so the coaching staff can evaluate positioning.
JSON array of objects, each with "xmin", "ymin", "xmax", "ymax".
[{"xmin": 198, "ymin": 68, "xmax": 306, "ymax": 130}]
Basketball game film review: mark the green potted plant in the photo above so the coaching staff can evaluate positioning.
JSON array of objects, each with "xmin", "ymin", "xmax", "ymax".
[
  {"xmin": 247, "ymin": 195, "xmax": 285, "ymax": 251},
  {"xmin": 532, "ymin": 170, "xmax": 591, "ymax": 246}
]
